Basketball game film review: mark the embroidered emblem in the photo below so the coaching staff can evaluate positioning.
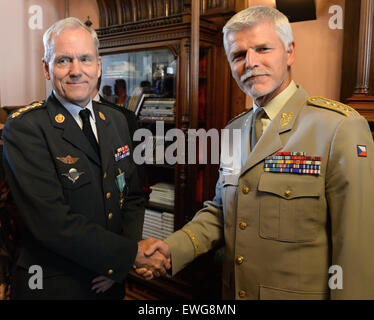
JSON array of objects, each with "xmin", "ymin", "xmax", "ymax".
[
  {"xmin": 114, "ymin": 145, "xmax": 130, "ymax": 162},
  {"xmin": 56, "ymin": 155, "xmax": 80, "ymax": 164},
  {"xmin": 264, "ymin": 152, "xmax": 321, "ymax": 175},
  {"xmin": 357, "ymin": 145, "xmax": 367, "ymax": 157},
  {"xmin": 280, "ymin": 112, "xmax": 294, "ymax": 127},
  {"xmin": 55, "ymin": 114, "xmax": 65, "ymax": 123},
  {"xmin": 62, "ymin": 168, "xmax": 84, "ymax": 183}
]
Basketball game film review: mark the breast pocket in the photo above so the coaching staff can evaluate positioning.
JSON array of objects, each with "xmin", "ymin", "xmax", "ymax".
[
  {"xmin": 258, "ymin": 173, "xmax": 322, "ymax": 242},
  {"xmin": 57, "ymin": 160, "xmax": 93, "ymax": 217}
]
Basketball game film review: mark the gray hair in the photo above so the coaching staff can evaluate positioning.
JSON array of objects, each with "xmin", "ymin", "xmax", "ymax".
[
  {"xmin": 43, "ymin": 17, "xmax": 99, "ymax": 63},
  {"xmin": 223, "ymin": 6, "xmax": 294, "ymax": 55}
]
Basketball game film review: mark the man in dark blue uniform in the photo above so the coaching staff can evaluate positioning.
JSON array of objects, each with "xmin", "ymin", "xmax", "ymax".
[{"xmin": 2, "ymin": 17, "xmax": 167, "ymax": 299}]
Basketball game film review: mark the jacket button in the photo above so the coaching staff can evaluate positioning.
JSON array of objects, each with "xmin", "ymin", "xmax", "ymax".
[
  {"xmin": 236, "ymin": 256, "xmax": 244, "ymax": 265},
  {"xmin": 106, "ymin": 192, "xmax": 111, "ymax": 199},
  {"xmin": 242, "ymin": 186, "xmax": 250, "ymax": 194},
  {"xmin": 284, "ymin": 189, "xmax": 292, "ymax": 198},
  {"xmin": 239, "ymin": 222, "xmax": 247, "ymax": 230},
  {"xmin": 108, "ymin": 269, "xmax": 114, "ymax": 275},
  {"xmin": 108, "ymin": 212, "xmax": 113, "ymax": 220},
  {"xmin": 239, "ymin": 290, "xmax": 246, "ymax": 298}
]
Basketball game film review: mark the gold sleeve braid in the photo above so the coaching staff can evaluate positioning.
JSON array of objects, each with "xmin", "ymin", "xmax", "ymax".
[{"xmin": 181, "ymin": 227, "xmax": 200, "ymax": 257}]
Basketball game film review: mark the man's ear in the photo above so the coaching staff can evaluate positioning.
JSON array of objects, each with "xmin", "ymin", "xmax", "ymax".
[
  {"xmin": 42, "ymin": 59, "xmax": 51, "ymax": 80},
  {"xmin": 97, "ymin": 56, "xmax": 102, "ymax": 78},
  {"xmin": 287, "ymin": 41, "xmax": 296, "ymax": 67}
]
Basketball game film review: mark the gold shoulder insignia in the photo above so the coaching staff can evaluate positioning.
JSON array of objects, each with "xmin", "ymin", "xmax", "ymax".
[
  {"xmin": 10, "ymin": 101, "xmax": 45, "ymax": 119},
  {"xmin": 307, "ymin": 96, "xmax": 360, "ymax": 117},
  {"xmin": 227, "ymin": 108, "xmax": 252, "ymax": 125}
]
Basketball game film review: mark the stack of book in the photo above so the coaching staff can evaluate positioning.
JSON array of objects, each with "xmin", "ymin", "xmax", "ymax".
[
  {"xmin": 127, "ymin": 87, "xmax": 144, "ymax": 113},
  {"xmin": 142, "ymin": 209, "xmax": 175, "ymax": 240},
  {"xmin": 139, "ymin": 98, "xmax": 175, "ymax": 121},
  {"xmin": 149, "ymin": 182, "xmax": 175, "ymax": 207}
]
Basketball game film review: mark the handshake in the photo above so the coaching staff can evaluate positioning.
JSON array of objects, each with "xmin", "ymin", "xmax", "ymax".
[{"xmin": 133, "ymin": 238, "xmax": 171, "ymax": 280}]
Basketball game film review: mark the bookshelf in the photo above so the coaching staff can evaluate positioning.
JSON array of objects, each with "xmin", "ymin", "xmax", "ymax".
[{"xmin": 96, "ymin": 0, "xmax": 245, "ymax": 300}]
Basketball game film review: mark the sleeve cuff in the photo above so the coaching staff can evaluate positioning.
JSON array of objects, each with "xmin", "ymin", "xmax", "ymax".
[{"xmin": 165, "ymin": 230, "xmax": 195, "ymax": 276}]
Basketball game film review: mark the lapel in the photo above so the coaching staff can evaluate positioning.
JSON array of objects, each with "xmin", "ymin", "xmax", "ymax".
[
  {"xmin": 93, "ymin": 102, "xmax": 112, "ymax": 172},
  {"xmin": 240, "ymin": 86, "xmax": 309, "ymax": 177},
  {"xmin": 46, "ymin": 93, "xmax": 101, "ymax": 166},
  {"xmin": 93, "ymin": 102, "xmax": 134, "ymax": 179},
  {"xmin": 241, "ymin": 111, "xmax": 253, "ymax": 168}
]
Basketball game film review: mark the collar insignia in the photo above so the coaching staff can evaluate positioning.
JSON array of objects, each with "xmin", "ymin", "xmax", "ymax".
[
  {"xmin": 55, "ymin": 113, "xmax": 65, "ymax": 123},
  {"xmin": 280, "ymin": 112, "xmax": 294, "ymax": 127}
]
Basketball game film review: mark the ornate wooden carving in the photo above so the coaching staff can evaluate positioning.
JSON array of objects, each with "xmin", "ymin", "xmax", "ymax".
[
  {"xmin": 96, "ymin": 0, "xmax": 184, "ymax": 27},
  {"xmin": 201, "ymin": 0, "xmax": 235, "ymax": 15},
  {"xmin": 97, "ymin": 0, "xmax": 238, "ymax": 28}
]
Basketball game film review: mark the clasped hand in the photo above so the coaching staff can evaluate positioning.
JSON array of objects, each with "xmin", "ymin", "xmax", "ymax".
[{"xmin": 134, "ymin": 238, "xmax": 171, "ymax": 280}]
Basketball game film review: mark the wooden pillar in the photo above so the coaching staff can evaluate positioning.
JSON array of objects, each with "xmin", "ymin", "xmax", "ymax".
[
  {"xmin": 65, "ymin": 0, "xmax": 69, "ymax": 18},
  {"xmin": 354, "ymin": 0, "xmax": 374, "ymax": 94},
  {"xmin": 190, "ymin": 0, "xmax": 200, "ymax": 127}
]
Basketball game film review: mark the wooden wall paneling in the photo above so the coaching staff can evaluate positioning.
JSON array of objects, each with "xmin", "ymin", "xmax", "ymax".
[
  {"xmin": 96, "ymin": 0, "xmax": 107, "ymax": 27},
  {"xmin": 340, "ymin": 0, "xmax": 361, "ymax": 102},
  {"xmin": 130, "ymin": 0, "xmax": 136, "ymax": 22},
  {"xmin": 136, "ymin": 0, "xmax": 143, "ymax": 20},
  {"xmin": 113, "ymin": 0, "xmax": 122, "ymax": 25},
  {"xmin": 104, "ymin": 0, "xmax": 116, "ymax": 26},
  {"xmin": 120, "ymin": 0, "xmax": 130, "ymax": 23}
]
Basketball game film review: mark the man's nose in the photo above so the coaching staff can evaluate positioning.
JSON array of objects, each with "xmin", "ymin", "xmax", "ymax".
[
  {"xmin": 245, "ymin": 49, "xmax": 259, "ymax": 69},
  {"xmin": 69, "ymin": 59, "xmax": 81, "ymax": 77}
]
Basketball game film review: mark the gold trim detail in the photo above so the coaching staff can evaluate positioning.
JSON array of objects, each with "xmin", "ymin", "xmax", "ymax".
[
  {"xmin": 182, "ymin": 227, "xmax": 200, "ymax": 257},
  {"xmin": 10, "ymin": 101, "xmax": 44, "ymax": 118},
  {"xmin": 308, "ymin": 96, "xmax": 360, "ymax": 117},
  {"xmin": 99, "ymin": 111, "xmax": 106, "ymax": 121}
]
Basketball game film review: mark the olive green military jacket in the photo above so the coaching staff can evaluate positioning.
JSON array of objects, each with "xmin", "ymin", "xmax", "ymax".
[{"xmin": 165, "ymin": 86, "xmax": 374, "ymax": 300}]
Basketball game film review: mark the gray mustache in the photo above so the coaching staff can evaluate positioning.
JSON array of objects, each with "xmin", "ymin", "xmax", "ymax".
[{"xmin": 240, "ymin": 70, "xmax": 270, "ymax": 82}]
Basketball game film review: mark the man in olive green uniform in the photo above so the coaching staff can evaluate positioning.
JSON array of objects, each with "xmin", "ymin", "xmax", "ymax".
[{"xmin": 137, "ymin": 6, "xmax": 374, "ymax": 299}]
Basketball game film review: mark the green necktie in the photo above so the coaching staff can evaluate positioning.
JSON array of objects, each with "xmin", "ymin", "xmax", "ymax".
[{"xmin": 250, "ymin": 107, "xmax": 265, "ymax": 151}]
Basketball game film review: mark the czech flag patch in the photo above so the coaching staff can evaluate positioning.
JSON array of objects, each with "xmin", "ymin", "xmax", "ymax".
[{"xmin": 357, "ymin": 145, "xmax": 367, "ymax": 157}]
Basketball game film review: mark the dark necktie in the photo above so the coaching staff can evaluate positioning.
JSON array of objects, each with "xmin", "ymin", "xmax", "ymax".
[
  {"xmin": 79, "ymin": 109, "xmax": 100, "ymax": 155},
  {"xmin": 250, "ymin": 107, "xmax": 265, "ymax": 151}
]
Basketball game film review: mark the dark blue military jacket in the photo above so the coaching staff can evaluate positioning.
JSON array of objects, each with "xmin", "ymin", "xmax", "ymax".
[{"xmin": 2, "ymin": 93, "xmax": 145, "ymax": 299}]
